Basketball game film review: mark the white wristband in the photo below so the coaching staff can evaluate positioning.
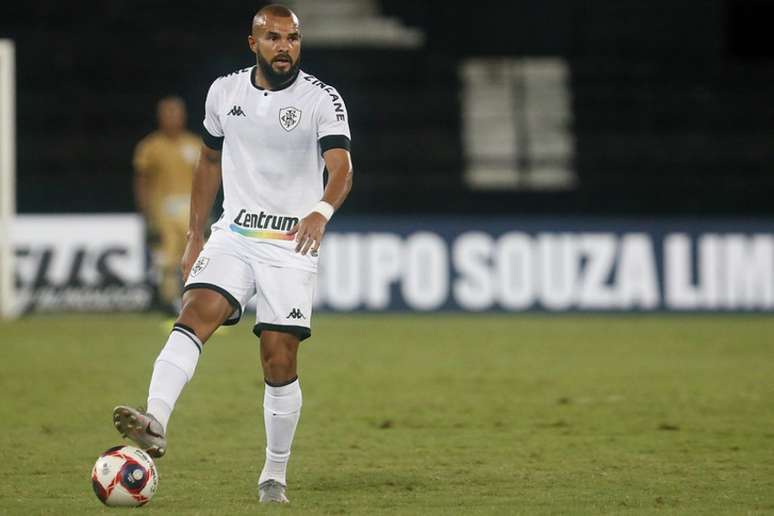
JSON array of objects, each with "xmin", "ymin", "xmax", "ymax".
[{"xmin": 312, "ymin": 201, "xmax": 335, "ymax": 221}]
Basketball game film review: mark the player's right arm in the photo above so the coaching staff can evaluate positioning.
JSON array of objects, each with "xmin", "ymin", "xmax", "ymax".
[
  {"xmin": 181, "ymin": 145, "xmax": 221, "ymax": 280},
  {"xmin": 181, "ymin": 78, "xmax": 225, "ymax": 279}
]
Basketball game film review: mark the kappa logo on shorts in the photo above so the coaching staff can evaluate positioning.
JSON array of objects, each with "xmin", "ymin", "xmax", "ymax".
[
  {"xmin": 190, "ymin": 257, "xmax": 210, "ymax": 277},
  {"xmin": 279, "ymin": 106, "xmax": 301, "ymax": 131},
  {"xmin": 287, "ymin": 308, "xmax": 305, "ymax": 320}
]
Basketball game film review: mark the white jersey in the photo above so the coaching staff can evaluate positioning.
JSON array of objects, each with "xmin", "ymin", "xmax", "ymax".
[{"xmin": 202, "ymin": 66, "xmax": 351, "ymax": 272}]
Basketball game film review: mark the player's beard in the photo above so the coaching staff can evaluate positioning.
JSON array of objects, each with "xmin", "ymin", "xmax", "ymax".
[{"xmin": 257, "ymin": 52, "xmax": 300, "ymax": 89}]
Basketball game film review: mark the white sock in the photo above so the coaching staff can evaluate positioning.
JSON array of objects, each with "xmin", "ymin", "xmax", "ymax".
[
  {"xmin": 147, "ymin": 323, "xmax": 202, "ymax": 433},
  {"xmin": 259, "ymin": 378, "xmax": 302, "ymax": 486}
]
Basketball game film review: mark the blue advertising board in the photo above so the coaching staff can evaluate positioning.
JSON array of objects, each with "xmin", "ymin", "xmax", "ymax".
[
  {"xmin": 315, "ymin": 216, "xmax": 774, "ymax": 312},
  {"xmin": 13, "ymin": 215, "xmax": 774, "ymax": 314}
]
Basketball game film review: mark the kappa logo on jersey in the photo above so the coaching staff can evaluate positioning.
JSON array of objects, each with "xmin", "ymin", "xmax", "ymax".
[
  {"xmin": 287, "ymin": 308, "xmax": 305, "ymax": 320},
  {"xmin": 190, "ymin": 257, "xmax": 209, "ymax": 277},
  {"xmin": 227, "ymin": 105, "xmax": 246, "ymax": 117},
  {"xmin": 279, "ymin": 106, "xmax": 301, "ymax": 131}
]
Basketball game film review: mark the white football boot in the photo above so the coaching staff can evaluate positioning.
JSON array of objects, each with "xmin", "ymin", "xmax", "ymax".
[
  {"xmin": 258, "ymin": 480, "xmax": 289, "ymax": 504},
  {"xmin": 112, "ymin": 405, "xmax": 167, "ymax": 458}
]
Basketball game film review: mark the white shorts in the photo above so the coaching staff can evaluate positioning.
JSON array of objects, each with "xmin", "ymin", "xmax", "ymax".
[{"xmin": 184, "ymin": 229, "xmax": 315, "ymax": 341}]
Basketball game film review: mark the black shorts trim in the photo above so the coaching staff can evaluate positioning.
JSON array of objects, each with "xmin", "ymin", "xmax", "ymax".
[
  {"xmin": 253, "ymin": 323, "xmax": 311, "ymax": 341},
  {"xmin": 183, "ymin": 282, "xmax": 242, "ymax": 326},
  {"xmin": 202, "ymin": 128, "xmax": 224, "ymax": 150},
  {"xmin": 319, "ymin": 134, "xmax": 351, "ymax": 154}
]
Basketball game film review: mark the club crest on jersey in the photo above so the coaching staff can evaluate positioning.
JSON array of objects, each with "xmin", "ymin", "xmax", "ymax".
[
  {"xmin": 279, "ymin": 106, "xmax": 301, "ymax": 131},
  {"xmin": 190, "ymin": 257, "xmax": 209, "ymax": 277}
]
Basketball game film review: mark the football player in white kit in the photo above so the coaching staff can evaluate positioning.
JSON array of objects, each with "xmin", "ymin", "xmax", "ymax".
[{"xmin": 112, "ymin": 4, "xmax": 353, "ymax": 504}]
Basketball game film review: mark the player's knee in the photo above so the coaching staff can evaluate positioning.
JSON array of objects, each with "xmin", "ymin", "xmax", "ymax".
[
  {"xmin": 176, "ymin": 289, "xmax": 233, "ymax": 341},
  {"xmin": 183, "ymin": 290, "xmax": 232, "ymax": 320},
  {"xmin": 260, "ymin": 334, "xmax": 298, "ymax": 380},
  {"xmin": 262, "ymin": 349, "xmax": 295, "ymax": 374},
  {"xmin": 271, "ymin": 348, "xmax": 295, "ymax": 368}
]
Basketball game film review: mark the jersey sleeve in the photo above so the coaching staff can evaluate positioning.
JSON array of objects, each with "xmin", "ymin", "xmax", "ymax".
[
  {"xmin": 202, "ymin": 78, "xmax": 225, "ymax": 150},
  {"xmin": 316, "ymin": 87, "xmax": 351, "ymax": 154}
]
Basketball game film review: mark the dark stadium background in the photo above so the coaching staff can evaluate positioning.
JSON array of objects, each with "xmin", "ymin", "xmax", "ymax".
[
  {"xmin": 2, "ymin": 3, "xmax": 774, "ymax": 514},
  {"xmin": 2, "ymin": 0, "xmax": 773, "ymax": 218}
]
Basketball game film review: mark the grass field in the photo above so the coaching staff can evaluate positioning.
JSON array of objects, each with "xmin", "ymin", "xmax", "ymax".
[{"xmin": 1, "ymin": 314, "xmax": 773, "ymax": 515}]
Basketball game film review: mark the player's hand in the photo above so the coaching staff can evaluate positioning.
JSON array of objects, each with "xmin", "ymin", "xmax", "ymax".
[
  {"xmin": 288, "ymin": 212, "xmax": 327, "ymax": 256},
  {"xmin": 180, "ymin": 233, "xmax": 205, "ymax": 280}
]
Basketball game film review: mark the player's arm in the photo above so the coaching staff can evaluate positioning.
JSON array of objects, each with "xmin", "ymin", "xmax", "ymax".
[
  {"xmin": 289, "ymin": 148, "xmax": 353, "ymax": 255},
  {"xmin": 180, "ymin": 145, "xmax": 222, "ymax": 279},
  {"xmin": 320, "ymin": 148, "xmax": 353, "ymax": 210}
]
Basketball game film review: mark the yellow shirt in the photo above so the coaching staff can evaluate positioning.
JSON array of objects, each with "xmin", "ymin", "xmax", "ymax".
[{"xmin": 133, "ymin": 131, "xmax": 201, "ymax": 220}]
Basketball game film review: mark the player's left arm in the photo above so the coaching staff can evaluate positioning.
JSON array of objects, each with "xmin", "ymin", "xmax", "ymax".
[{"xmin": 289, "ymin": 148, "xmax": 353, "ymax": 255}]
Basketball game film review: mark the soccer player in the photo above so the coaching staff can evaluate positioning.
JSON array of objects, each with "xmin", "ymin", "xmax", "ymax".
[
  {"xmin": 133, "ymin": 96, "xmax": 201, "ymax": 314},
  {"xmin": 113, "ymin": 4, "xmax": 353, "ymax": 504}
]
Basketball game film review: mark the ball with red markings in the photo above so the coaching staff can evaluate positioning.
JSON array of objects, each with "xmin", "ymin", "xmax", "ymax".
[{"xmin": 91, "ymin": 445, "xmax": 158, "ymax": 507}]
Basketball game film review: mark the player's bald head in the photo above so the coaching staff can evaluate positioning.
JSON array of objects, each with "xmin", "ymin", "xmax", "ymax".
[
  {"xmin": 252, "ymin": 4, "xmax": 300, "ymax": 35},
  {"xmin": 249, "ymin": 4, "xmax": 302, "ymax": 89}
]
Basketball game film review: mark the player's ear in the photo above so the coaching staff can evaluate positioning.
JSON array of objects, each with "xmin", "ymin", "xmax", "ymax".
[{"xmin": 248, "ymin": 34, "xmax": 257, "ymax": 53}]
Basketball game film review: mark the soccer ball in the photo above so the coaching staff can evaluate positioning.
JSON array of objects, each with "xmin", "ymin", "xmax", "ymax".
[{"xmin": 91, "ymin": 445, "xmax": 158, "ymax": 507}]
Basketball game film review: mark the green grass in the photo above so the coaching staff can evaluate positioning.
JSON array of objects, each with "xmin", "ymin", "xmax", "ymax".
[{"xmin": 1, "ymin": 314, "xmax": 773, "ymax": 515}]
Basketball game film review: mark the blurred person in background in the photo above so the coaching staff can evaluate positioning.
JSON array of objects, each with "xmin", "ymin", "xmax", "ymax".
[{"xmin": 133, "ymin": 96, "xmax": 201, "ymax": 315}]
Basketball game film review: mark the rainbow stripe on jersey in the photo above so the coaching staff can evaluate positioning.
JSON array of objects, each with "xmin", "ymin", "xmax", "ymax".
[{"xmin": 229, "ymin": 224, "xmax": 294, "ymax": 240}]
